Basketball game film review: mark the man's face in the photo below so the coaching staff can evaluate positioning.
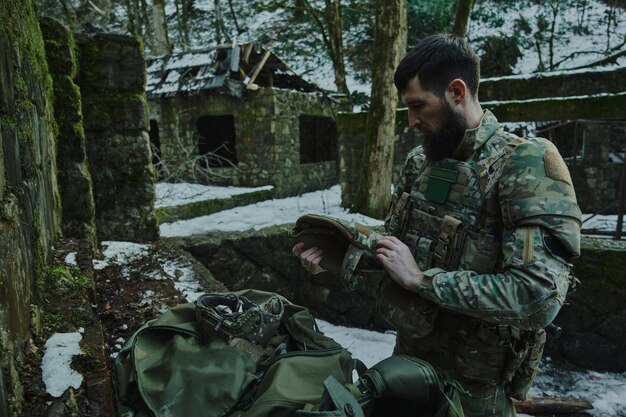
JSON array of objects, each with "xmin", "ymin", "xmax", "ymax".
[{"xmin": 401, "ymin": 76, "xmax": 468, "ymax": 161}]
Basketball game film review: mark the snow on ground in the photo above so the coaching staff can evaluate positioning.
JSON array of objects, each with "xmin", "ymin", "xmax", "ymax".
[
  {"xmin": 316, "ymin": 319, "xmax": 395, "ymax": 369},
  {"xmin": 583, "ymin": 213, "xmax": 626, "ymax": 234},
  {"xmin": 527, "ymin": 360, "xmax": 626, "ymax": 417},
  {"xmin": 156, "ymin": 183, "xmax": 274, "ymax": 208},
  {"xmin": 159, "ymin": 184, "xmax": 384, "ymax": 237},
  {"xmin": 41, "ymin": 332, "xmax": 84, "ymax": 398}
]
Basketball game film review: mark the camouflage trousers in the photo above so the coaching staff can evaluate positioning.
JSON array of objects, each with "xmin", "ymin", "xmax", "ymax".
[
  {"xmin": 393, "ymin": 335, "xmax": 516, "ymax": 417},
  {"xmin": 455, "ymin": 385, "xmax": 516, "ymax": 417}
]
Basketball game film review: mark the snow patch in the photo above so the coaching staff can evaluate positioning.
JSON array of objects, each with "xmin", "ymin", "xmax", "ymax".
[
  {"xmin": 41, "ymin": 333, "xmax": 84, "ymax": 398},
  {"xmin": 159, "ymin": 185, "xmax": 383, "ymax": 237}
]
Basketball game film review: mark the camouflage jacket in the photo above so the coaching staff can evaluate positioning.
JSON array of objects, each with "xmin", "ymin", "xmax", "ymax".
[{"xmin": 383, "ymin": 110, "xmax": 582, "ymax": 331}]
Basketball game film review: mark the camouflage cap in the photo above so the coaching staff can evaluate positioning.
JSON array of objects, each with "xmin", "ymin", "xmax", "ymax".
[{"xmin": 292, "ymin": 214, "xmax": 381, "ymax": 273}]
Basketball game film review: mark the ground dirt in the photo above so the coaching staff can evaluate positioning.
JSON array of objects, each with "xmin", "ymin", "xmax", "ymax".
[{"xmin": 18, "ymin": 237, "xmax": 226, "ymax": 417}]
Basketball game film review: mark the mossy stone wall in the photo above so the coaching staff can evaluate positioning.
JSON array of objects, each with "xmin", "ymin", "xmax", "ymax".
[
  {"xmin": 77, "ymin": 33, "xmax": 158, "ymax": 242},
  {"xmin": 479, "ymin": 67, "xmax": 626, "ymax": 102},
  {"xmin": 183, "ymin": 226, "xmax": 388, "ymax": 329},
  {"xmin": 545, "ymin": 238, "xmax": 626, "ymax": 372},
  {"xmin": 150, "ymin": 88, "xmax": 338, "ymax": 198},
  {"xmin": 40, "ymin": 17, "xmax": 96, "ymax": 243},
  {"xmin": 0, "ymin": 0, "xmax": 62, "ymax": 413}
]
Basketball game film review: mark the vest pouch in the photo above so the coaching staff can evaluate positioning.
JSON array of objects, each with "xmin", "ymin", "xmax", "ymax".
[
  {"xmin": 459, "ymin": 230, "xmax": 500, "ymax": 274},
  {"xmin": 404, "ymin": 234, "xmax": 434, "ymax": 270},
  {"xmin": 507, "ymin": 329, "xmax": 546, "ymax": 401},
  {"xmin": 453, "ymin": 323, "xmax": 510, "ymax": 385},
  {"xmin": 433, "ymin": 216, "xmax": 465, "ymax": 271},
  {"xmin": 377, "ymin": 278, "xmax": 440, "ymax": 338}
]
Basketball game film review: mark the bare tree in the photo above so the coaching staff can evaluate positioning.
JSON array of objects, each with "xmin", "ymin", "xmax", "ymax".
[
  {"xmin": 174, "ymin": 0, "xmax": 191, "ymax": 50},
  {"xmin": 152, "ymin": 0, "xmax": 171, "ymax": 55},
  {"xmin": 352, "ymin": 0, "xmax": 406, "ymax": 218},
  {"xmin": 548, "ymin": 0, "xmax": 561, "ymax": 70},
  {"xmin": 452, "ymin": 0, "xmax": 474, "ymax": 37},
  {"xmin": 294, "ymin": 0, "xmax": 306, "ymax": 21},
  {"xmin": 214, "ymin": 0, "xmax": 229, "ymax": 44},
  {"xmin": 324, "ymin": 0, "xmax": 349, "ymax": 94}
]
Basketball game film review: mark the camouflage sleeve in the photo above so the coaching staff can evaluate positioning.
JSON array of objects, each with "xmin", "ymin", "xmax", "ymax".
[{"xmin": 415, "ymin": 138, "xmax": 581, "ymax": 330}]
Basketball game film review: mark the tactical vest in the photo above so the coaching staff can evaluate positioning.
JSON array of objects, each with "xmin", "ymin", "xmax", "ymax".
[{"xmin": 379, "ymin": 132, "xmax": 545, "ymax": 400}]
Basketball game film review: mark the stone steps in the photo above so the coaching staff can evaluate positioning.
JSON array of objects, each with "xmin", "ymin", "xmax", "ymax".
[{"xmin": 156, "ymin": 187, "xmax": 274, "ymax": 224}]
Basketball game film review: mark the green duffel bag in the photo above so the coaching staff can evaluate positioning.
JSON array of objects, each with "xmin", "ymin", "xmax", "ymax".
[{"xmin": 113, "ymin": 289, "xmax": 354, "ymax": 417}]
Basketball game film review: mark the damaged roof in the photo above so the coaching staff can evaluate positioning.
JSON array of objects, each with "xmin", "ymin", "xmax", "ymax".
[{"xmin": 146, "ymin": 43, "xmax": 320, "ymax": 98}]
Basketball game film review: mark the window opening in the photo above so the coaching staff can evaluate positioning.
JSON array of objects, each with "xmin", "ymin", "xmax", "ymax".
[
  {"xmin": 197, "ymin": 115, "xmax": 238, "ymax": 167},
  {"xmin": 299, "ymin": 115, "xmax": 338, "ymax": 163}
]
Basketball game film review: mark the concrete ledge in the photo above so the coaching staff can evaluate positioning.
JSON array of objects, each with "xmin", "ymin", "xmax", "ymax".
[
  {"xmin": 480, "ymin": 67, "xmax": 626, "ymax": 102},
  {"xmin": 156, "ymin": 187, "xmax": 274, "ymax": 224},
  {"xmin": 482, "ymin": 91, "xmax": 626, "ymax": 122}
]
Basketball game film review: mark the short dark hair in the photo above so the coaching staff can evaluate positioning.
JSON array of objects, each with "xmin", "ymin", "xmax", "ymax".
[{"xmin": 394, "ymin": 34, "xmax": 480, "ymax": 97}]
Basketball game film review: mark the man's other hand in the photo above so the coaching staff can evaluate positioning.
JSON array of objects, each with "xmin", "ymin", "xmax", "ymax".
[
  {"xmin": 292, "ymin": 242, "xmax": 326, "ymax": 274},
  {"xmin": 376, "ymin": 236, "xmax": 423, "ymax": 291}
]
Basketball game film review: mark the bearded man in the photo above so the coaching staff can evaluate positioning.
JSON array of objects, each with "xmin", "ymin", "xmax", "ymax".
[{"xmin": 295, "ymin": 34, "xmax": 581, "ymax": 416}]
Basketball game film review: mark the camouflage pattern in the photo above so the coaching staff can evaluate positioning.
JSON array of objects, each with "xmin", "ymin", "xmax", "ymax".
[
  {"xmin": 378, "ymin": 110, "xmax": 582, "ymax": 414},
  {"xmin": 293, "ymin": 214, "xmax": 384, "ymax": 287}
]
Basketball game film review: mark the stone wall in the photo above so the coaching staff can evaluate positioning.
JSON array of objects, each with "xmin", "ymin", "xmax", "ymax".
[
  {"xmin": 150, "ymin": 88, "xmax": 338, "ymax": 197},
  {"xmin": 182, "ymin": 226, "xmax": 388, "ymax": 329},
  {"xmin": 338, "ymin": 111, "xmax": 624, "ymax": 215},
  {"xmin": 545, "ymin": 238, "xmax": 626, "ymax": 372},
  {"xmin": 0, "ymin": 0, "xmax": 61, "ymax": 413},
  {"xmin": 549, "ymin": 121, "xmax": 625, "ymax": 215},
  {"xmin": 183, "ymin": 231, "xmax": 626, "ymax": 372},
  {"xmin": 77, "ymin": 33, "xmax": 158, "ymax": 242},
  {"xmin": 479, "ymin": 67, "xmax": 626, "ymax": 102},
  {"xmin": 40, "ymin": 17, "xmax": 96, "ymax": 243}
]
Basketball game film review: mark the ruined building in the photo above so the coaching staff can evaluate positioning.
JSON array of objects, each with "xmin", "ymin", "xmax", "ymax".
[{"xmin": 146, "ymin": 43, "xmax": 339, "ymax": 197}]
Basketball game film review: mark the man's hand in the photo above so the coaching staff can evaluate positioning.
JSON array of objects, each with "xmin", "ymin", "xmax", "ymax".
[
  {"xmin": 376, "ymin": 236, "xmax": 423, "ymax": 291},
  {"xmin": 292, "ymin": 242, "xmax": 326, "ymax": 275}
]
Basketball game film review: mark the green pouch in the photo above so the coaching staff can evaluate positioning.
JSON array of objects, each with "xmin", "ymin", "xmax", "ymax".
[
  {"xmin": 426, "ymin": 167, "xmax": 458, "ymax": 204},
  {"xmin": 244, "ymin": 347, "xmax": 353, "ymax": 417},
  {"xmin": 507, "ymin": 329, "xmax": 547, "ymax": 401}
]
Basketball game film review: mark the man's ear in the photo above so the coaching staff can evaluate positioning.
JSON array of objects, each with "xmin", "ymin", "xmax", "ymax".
[{"xmin": 447, "ymin": 79, "xmax": 468, "ymax": 104}]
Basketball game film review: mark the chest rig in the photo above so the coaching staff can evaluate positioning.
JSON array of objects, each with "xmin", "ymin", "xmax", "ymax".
[
  {"xmin": 387, "ymin": 133, "xmax": 524, "ymax": 274},
  {"xmin": 379, "ymin": 134, "xmax": 546, "ymax": 400}
]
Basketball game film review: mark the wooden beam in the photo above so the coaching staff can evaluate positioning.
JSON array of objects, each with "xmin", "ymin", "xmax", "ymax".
[
  {"xmin": 513, "ymin": 396, "xmax": 593, "ymax": 415},
  {"xmin": 245, "ymin": 50, "xmax": 271, "ymax": 90}
]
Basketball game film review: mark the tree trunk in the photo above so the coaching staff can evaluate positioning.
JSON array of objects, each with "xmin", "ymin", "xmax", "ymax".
[
  {"xmin": 215, "ymin": 0, "xmax": 225, "ymax": 44},
  {"xmin": 548, "ymin": 0, "xmax": 560, "ymax": 70},
  {"xmin": 294, "ymin": 0, "xmax": 305, "ymax": 21},
  {"xmin": 452, "ymin": 0, "xmax": 474, "ymax": 37},
  {"xmin": 352, "ymin": 0, "xmax": 406, "ymax": 218},
  {"xmin": 324, "ymin": 0, "xmax": 349, "ymax": 94},
  {"xmin": 152, "ymin": 0, "xmax": 171, "ymax": 55}
]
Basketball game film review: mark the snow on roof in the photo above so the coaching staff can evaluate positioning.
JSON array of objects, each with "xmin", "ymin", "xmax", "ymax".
[{"xmin": 146, "ymin": 42, "xmax": 319, "ymax": 98}]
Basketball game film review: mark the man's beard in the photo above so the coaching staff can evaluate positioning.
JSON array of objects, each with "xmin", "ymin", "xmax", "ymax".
[{"xmin": 421, "ymin": 101, "xmax": 468, "ymax": 162}]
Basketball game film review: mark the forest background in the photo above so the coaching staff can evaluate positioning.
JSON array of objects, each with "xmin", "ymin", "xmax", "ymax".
[
  {"xmin": 39, "ymin": 0, "xmax": 625, "ymax": 100},
  {"xmin": 37, "ymin": 0, "xmax": 626, "ymax": 216}
]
